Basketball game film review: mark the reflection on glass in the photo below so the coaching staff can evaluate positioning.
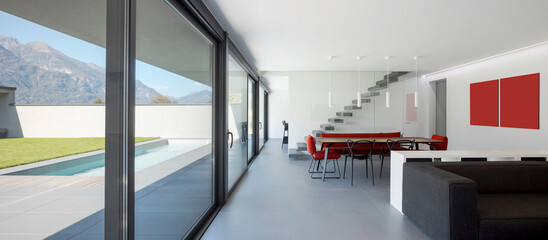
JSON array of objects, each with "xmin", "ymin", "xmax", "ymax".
[
  {"xmin": 227, "ymin": 55, "xmax": 248, "ymax": 189},
  {"xmin": 0, "ymin": 3, "xmax": 106, "ymax": 238},
  {"xmin": 135, "ymin": 0, "xmax": 213, "ymax": 238}
]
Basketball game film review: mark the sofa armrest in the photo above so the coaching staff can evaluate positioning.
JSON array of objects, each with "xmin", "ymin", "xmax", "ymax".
[{"xmin": 403, "ymin": 163, "xmax": 478, "ymax": 240}]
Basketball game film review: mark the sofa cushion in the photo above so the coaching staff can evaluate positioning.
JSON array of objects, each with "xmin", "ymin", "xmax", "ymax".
[
  {"xmin": 478, "ymin": 193, "xmax": 548, "ymax": 219},
  {"xmin": 478, "ymin": 193, "xmax": 548, "ymax": 240},
  {"xmin": 435, "ymin": 162, "xmax": 548, "ymax": 193}
]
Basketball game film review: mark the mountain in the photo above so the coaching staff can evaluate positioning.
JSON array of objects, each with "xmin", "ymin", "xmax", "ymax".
[
  {"xmin": 177, "ymin": 89, "xmax": 212, "ymax": 104},
  {"xmin": 0, "ymin": 35, "xmax": 160, "ymax": 104}
]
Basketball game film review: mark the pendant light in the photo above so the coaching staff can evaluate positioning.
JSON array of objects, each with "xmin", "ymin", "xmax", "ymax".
[
  {"xmin": 414, "ymin": 56, "xmax": 419, "ymax": 108},
  {"xmin": 356, "ymin": 56, "xmax": 362, "ymax": 108},
  {"xmin": 328, "ymin": 56, "xmax": 333, "ymax": 108},
  {"xmin": 385, "ymin": 56, "xmax": 391, "ymax": 108}
]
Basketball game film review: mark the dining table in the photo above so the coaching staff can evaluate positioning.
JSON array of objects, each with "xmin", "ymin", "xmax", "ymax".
[{"xmin": 315, "ymin": 137, "xmax": 444, "ymax": 182}]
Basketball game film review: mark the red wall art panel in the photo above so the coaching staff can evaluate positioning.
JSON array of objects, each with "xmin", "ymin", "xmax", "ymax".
[
  {"xmin": 406, "ymin": 93, "xmax": 417, "ymax": 122},
  {"xmin": 500, "ymin": 73, "xmax": 539, "ymax": 129},
  {"xmin": 470, "ymin": 80, "xmax": 499, "ymax": 127}
]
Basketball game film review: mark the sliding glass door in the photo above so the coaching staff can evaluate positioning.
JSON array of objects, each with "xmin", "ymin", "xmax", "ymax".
[
  {"xmin": 227, "ymin": 55, "xmax": 248, "ymax": 189},
  {"xmin": 259, "ymin": 85, "xmax": 265, "ymax": 149},
  {"xmin": 133, "ymin": 0, "xmax": 214, "ymax": 238},
  {"xmin": 247, "ymin": 77, "xmax": 256, "ymax": 162}
]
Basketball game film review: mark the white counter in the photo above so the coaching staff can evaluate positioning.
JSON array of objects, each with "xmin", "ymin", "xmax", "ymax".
[{"xmin": 390, "ymin": 150, "xmax": 548, "ymax": 214}]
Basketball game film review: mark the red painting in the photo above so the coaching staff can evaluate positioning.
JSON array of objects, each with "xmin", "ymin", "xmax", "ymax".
[
  {"xmin": 500, "ymin": 73, "xmax": 539, "ymax": 129},
  {"xmin": 470, "ymin": 80, "xmax": 499, "ymax": 127}
]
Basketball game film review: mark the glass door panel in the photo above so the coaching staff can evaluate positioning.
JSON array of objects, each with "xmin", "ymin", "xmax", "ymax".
[
  {"xmin": 135, "ymin": 0, "xmax": 213, "ymax": 238},
  {"xmin": 247, "ymin": 77, "xmax": 255, "ymax": 162},
  {"xmin": 259, "ymin": 86, "xmax": 265, "ymax": 149},
  {"xmin": 227, "ymin": 55, "xmax": 248, "ymax": 190}
]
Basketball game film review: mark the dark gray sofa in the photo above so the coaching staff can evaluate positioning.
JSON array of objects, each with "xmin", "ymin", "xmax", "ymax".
[{"xmin": 402, "ymin": 161, "xmax": 548, "ymax": 240}]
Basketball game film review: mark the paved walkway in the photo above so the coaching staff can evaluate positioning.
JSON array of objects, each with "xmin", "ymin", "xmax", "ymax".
[{"xmin": 0, "ymin": 144, "xmax": 212, "ymax": 239}]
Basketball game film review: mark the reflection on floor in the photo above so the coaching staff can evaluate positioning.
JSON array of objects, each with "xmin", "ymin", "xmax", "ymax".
[
  {"xmin": 202, "ymin": 139, "xmax": 431, "ymax": 240},
  {"xmin": 0, "ymin": 144, "xmax": 212, "ymax": 239}
]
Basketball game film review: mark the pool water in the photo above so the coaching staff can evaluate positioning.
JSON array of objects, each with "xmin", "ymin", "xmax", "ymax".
[{"xmin": 6, "ymin": 140, "xmax": 209, "ymax": 176}]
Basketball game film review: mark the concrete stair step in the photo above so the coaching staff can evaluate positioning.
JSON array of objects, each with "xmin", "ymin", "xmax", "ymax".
[
  {"xmin": 368, "ymin": 85, "xmax": 385, "ymax": 91},
  {"xmin": 320, "ymin": 124, "xmax": 335, "ymax": 131},
  {"xmin": 289, "ymin": 148, "xmax": 310, "ymax": 160},
  {"xmin": 336, "ymin": 112, "xmax": 353, "ymax": 117},
  {"xmin": 351, "ymin": 98, "xmax": 372, "ymax": 104},
  {"xmin": 328, "ymin": 118, "xmax": 344, "ymax": 123},
  {"xmin": 344, "ymin": 105, "xmax": 362, "ymax": 110},
  {"xmin": 360, "ymin": 91, "xmax": 380, "ymax": 98},
  {"xmin": 296, "ymin": 142, "xmax": 307, "ymax": 151},
  {"xmin": 312, "ymin": 130, "xmax": 323, "ymax": 137}
]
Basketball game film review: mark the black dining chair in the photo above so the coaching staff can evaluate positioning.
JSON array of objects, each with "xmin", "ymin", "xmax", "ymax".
[
  {"xmin": 281, "ymin": 121, "xmax": 289, "ymax": 148},
  {"xmin": 345, "ymin": 139, "xmax": 375, "ymax": 186},
  {"xmin": 379, "ymin": 139, "xmax": 414, "ymax": 178}
]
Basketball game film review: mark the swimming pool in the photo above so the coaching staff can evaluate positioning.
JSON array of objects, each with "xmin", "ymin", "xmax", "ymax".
[{"xmin": 5, "ymin": 139, "xmax": 210, "ymax": 176}]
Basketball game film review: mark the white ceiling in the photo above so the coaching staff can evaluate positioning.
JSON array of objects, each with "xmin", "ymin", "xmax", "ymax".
[{"xmin": 204, "ymin": 0, "xmax": 548, "ymax": 73}]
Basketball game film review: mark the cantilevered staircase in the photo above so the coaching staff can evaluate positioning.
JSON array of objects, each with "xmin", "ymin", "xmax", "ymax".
[{"xmin": 290, "ymin": 71, "xmax": 409, "ymax": 158}]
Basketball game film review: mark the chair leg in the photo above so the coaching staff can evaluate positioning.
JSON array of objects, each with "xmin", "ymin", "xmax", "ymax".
[
  {"xmin": 343, "ymin": 155, "xmax": 348, "ymax": 178},
  {"xmin": 379, "ymin": 155, "xmax": 384, "ymax": 178},
  {"xmin": 351, "ymin": 155, "xmax": 354, "ymax": 186},
  {"xmin": 365, "ymin": 155, "xmax": 369, "ymax": 179},
  {"xmin": 370, "ymin": 157, "xmax": 375, "ymax": 186},
  {"xmin": 335, "ymin": 158, "xmax": 341, "ymax": 178},
  {"xmin": 308, "ymin": 157, "xmax": 315, "ymax": 173}
]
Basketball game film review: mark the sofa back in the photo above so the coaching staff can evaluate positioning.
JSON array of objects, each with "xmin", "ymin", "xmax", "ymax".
[
  {"xmin": 320, "ymin": 132, "xmax": 401, "ymax": 138},
  {"xmin": 435, "ymin": 162, "xmax": 548, "ymax": 193}
]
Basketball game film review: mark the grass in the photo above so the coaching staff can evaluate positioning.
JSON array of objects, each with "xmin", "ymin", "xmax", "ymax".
[{"xmin": 0, "ymin": 137, "xmax": 159, "ymax": 169}]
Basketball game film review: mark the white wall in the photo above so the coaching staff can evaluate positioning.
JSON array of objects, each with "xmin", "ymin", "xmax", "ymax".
[
  {"xmin": 264, "ymin": 71, "xmax": 420, "ymax": 148},
  {"xmin": 0, "ymin": 88, "xmax": 23, "ymax": 137},
  {"xmin": 268, "ymin": 88, "xmax": 289, "ymax": 139},
  {"xmin": 14, "ymin": 105, "xmax": 212, "ymax": 138},
  {"xmin": 425, "ymin": 43, "xmax": 548, "ymax": 150},
  {"xmin": 135, "ymin": 105, "xmax": 212, "ymax": 138}
]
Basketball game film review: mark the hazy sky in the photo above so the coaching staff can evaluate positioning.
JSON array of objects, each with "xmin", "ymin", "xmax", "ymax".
[{"xmin": 0, "ymin": 11, "xmax": 209, "ymax": 98}]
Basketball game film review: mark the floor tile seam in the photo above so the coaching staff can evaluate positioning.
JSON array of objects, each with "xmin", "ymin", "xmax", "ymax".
[
  {"xmin": 63, "ymin": 217, "xmax": 105, "ymax": 240},
  {"xmin": 21, "ymin": 211, "xmax": 104, "ymax": 214},
  {"xmin": 0, "ymin": 197, "xmax": 62, "ymax": 215},
  {"xmin": 0, "ymin": 213, "xmax": 20, "ymax": 223}
]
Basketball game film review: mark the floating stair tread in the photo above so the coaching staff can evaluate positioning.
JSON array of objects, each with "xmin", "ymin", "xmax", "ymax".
[
  {"xmin": 352, "ymin": 98, "xmax": 372, "ymax": 104},
  {"xmin": 328, "ymin": 118, "xmax": 344, "ymax": 123},
  {"xmin": 344, "ymin": 105, "xmax": 362, "ymax": 110},
  {"xmin": 320, "ymin": 124, "xmax": 335, "ymax": 131},
  {"xmin": 361, "ymin": 92, "xmax": 380, "ymax": 98},
  {"xmin": 312, "ymin": 130, "xmax": 323, "ymax": 137},
  {"xmin": 336, "ymin": 112, "xmax": 353, "ymax": 117}
]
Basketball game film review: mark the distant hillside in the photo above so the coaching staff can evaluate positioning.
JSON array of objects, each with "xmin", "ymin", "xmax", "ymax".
[
  {"xmin": 177, "ymin": 89, "xmax": 212, "ymax": 104},
  {"xmin": 0, "ymin": 35, "xmax": 160, "ymax": 104}
]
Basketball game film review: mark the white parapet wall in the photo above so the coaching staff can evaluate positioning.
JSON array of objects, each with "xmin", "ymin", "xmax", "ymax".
[{"xmin": 14, "ymin": 105, "xmax": 212, "ymax": 138}]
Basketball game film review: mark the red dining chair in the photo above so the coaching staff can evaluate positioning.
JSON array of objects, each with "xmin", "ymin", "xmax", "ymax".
[
  {"xmin": 430, "ymin": 135, "xmax": 448, "ymax": 150},
  {"xmin": 306, "ymin": 135, "xmax": 341, "ymax": 180}
]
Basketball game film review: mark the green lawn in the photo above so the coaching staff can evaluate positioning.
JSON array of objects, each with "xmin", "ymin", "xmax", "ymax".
[{"xmin": 0, "ymin": 137, "xmax": 159, "ymax": 169}]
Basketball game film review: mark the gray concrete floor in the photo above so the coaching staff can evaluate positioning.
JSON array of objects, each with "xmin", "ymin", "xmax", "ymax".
[
  {"xmin": 0, "ymin": 144, "xmax": 213, "ymax": 240},
  {"xmin": 202, "ymin": 139, "xmax": 432, "ymax": 240}
]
